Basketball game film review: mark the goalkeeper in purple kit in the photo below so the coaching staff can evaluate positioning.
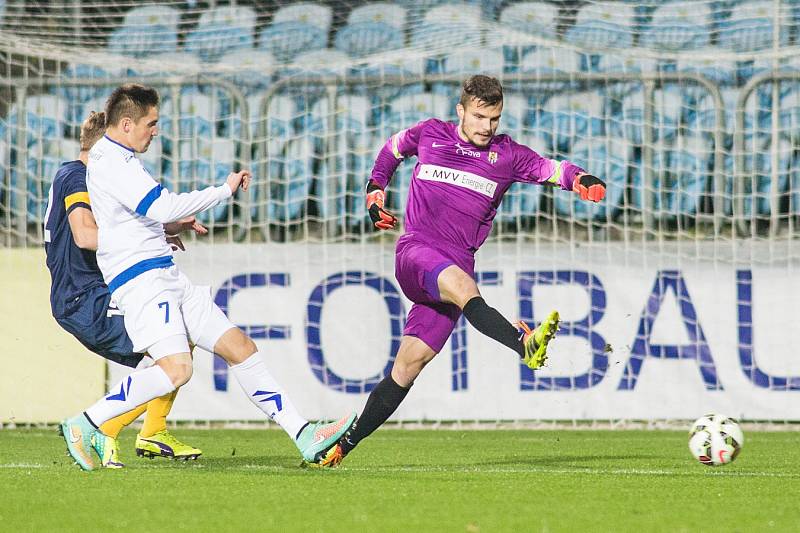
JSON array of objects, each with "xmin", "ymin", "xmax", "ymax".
[{"xmin": 315, "ymin": 75, "xmax": 606, "ymax": 467}]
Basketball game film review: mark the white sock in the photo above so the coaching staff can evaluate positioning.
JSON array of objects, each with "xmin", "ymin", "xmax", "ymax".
[
  {"xmin": 230, "ymin": 352, "xmax": 308, "ymax": 440},
  {"xmin": 84, "ymin": 365, "xmax": 175, "ymax": 428}
]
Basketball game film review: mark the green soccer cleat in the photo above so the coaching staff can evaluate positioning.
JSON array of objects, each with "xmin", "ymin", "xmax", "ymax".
[
  {"xmin": 296, "ymin": 413, "xmax": 357, "ymax": 463},
  {"xmin": 91, "ymin": 432, "xmax": 124, "ymax": 469},
  {"xmin": 135, "ymin": 430, "xmax": 202, "ymax": 461},
  {"xmin": 518, "ymin": 310, "xmax": 561, "ymax": 370},
  {"xmin": 59, "ymin": 414, "xmax": 97, "ymax": 471}
]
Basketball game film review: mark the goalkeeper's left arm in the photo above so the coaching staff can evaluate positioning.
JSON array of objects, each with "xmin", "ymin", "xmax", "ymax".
[{"xmin": 511, "ymin": 141, "xmax": 605, "ymax": 202}]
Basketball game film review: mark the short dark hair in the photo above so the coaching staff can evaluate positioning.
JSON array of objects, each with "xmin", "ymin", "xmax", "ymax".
[
  {"xmin": 79, "ymin": 111, "xmax": 106, "ymax": 151},
  {"xmin": 459, "ymin": 75, "xmax": 504, "ymax": 108},
  {"xmin": 105, "ymin": 84, "xmax": 160, "ymax": 127}
]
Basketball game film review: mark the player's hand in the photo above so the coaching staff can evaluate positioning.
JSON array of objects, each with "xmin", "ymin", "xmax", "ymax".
[
  {"xmin": 165, "ymin": 216, "xmax": 208, "ymax": 236},
  {"xmin": 572, "ymin": 173, "xmax": 606, "ymax": 202},
  {"xmin": 366, "ymin": 188, "xmax": 397, "ymax": 230},
  {"xmin": 226, "ymin": 170, "xmax": 252, "ymax": 195},
  {"xmin": 166, "ymin": 234, "xmax": 185, "ymax": 252}
]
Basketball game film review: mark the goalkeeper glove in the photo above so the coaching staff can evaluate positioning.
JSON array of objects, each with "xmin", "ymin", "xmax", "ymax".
[
  {"xmin": 572, "ymin": 174, "xmax": 606, "ymax": 202},
  {"xmin": 366, "ymin": 186, "xmax": 397, "ymax": 230}
]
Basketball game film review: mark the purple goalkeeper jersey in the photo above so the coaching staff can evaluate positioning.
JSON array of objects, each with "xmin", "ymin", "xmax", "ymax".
[{"xmin": 370, "ymin": 118, "xmax": 586, "ymax": 254}]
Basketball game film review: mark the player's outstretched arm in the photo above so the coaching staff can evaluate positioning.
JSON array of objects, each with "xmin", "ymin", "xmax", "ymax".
[
  {"xmin": 572, "ymin": 173, "xmax": 606, "ymax": 203},
  {"xmin": 366, "ymin": 180, "xmax": 397, "ymax": 230},
  {"xmin": 67, "ymin": 207, "xmax": 98, "ymax": 250},
  {"xmin": 139, "ymin": 170, "xmax": 251, "ymax": 224}
]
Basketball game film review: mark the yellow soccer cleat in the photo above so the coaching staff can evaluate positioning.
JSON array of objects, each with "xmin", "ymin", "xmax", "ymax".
[
  {"xmin": 135, "ymin": 430, "xmax": 202, "ymax": 461},
  {"xmin": 518, "ymin": 310, "xmax": 560, "ymax": 369},
  {"xmin": 91, "ymin": 432, "xmax": 125, "ymax": 469}
]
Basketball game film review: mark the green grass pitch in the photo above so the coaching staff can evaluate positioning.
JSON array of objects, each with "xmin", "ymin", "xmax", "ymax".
[{"xmin": 1, "ymin": 428, "xmax": 798, "ymax": 532}]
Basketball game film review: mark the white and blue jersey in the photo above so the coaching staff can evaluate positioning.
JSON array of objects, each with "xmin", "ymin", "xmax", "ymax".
[{"xmin": 87, "ymin": 135, "xmax": 231, "ymax": 294}]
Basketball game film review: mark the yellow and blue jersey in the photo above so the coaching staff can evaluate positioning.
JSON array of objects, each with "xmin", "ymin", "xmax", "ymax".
[{"xmin": 44, "ymin": 160, "xmax": 106, "ymax": 319}]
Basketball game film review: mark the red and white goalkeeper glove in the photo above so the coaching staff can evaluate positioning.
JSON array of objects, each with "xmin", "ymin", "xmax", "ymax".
[
  {"xmin": 366, "ymin": 186, "xmax": 397, "ymax": 230},
  {"xmin": 573, "ymin": 174, "xmax": 606, "ymax": 202}
]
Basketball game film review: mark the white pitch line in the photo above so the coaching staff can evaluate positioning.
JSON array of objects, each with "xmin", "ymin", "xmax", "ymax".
[
  {"xmin": 0, "ymin": 463, "xmax": 43, "ymax": 469},
  {"xmin": 240, "ymin": 464, "xmax": 800, "ymax": 478}
]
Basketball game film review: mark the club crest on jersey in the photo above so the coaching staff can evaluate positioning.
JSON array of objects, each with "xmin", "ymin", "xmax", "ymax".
[{"xmin": 488, "ymin": 151, "xmax": 498, "ymax": 164}]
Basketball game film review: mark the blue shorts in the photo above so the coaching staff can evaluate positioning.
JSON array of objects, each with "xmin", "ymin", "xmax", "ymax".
[{"xmin": 56, "ymin": 285, "xmax": 143, "ymax": 368}]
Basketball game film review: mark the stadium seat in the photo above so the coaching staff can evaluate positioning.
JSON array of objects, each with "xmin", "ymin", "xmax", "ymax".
[
  {"xmin": 675, "ymin": 49, "xmax": 738, "ymax": 87},
  {"xmin": 386, "ymin": 92, "xmax": 453, "ymax": 131},
  {"xmin": 60, "ymin": 64, "xmax": 121, "ymax": 127},
  {"xmin": 564, "ymin": 2, "xmax": 635, "ymax": 49},
  {"xmin": 718, "ymin": 0, "xmax": 790, "ymax": 52},
  {"xmin": 685, "ymin": 87, "xmax": 747, "ymax": 139},
  {"xmin": 128, "ymin": 51, "xmax": 202, "ymax": 79},
  {"xmin": 631, "ymin": 135, "xmax": 711, "ymax": 220},
  {"xmin": 518, "ymin": 47, "xmax": 586, "ymax": 91},
  {"xmin": 214, "ymin": 50, "xmax": 276, "ymax": 93},
  {"xmin": 640, "ymin": 1, "xmax": 712, "ymax": 51},
  {"xmin": 493, "ymin": 1, "xmax": 559, "ymax": 66},
  {"xmin": 334, "ymin": 22, "xmax": 404, "ymax": 58},
  {"xmin": 348, "ymin": 3, "xmax": 407, "ymax": 29},
  {"xmin": 176, "ymin": 138, "xmax": 235, "ymax": 224},
  {"xmin": 553, "ymin": 137, "xmax": 628, "ymax": 222},
  {"xmin": 729, "ymin": 136, "xmax": 793, "ymax": 217},
  {"xmin": 335, "ymin": 3, "xmax": 406, "ymax": 57},
  {"xmin": 185, "ymin": 6, "xmax": 256, "ymax": 62},
  {"xmin": 434, "ymin": 48, "xmax": 506, "ymax": 95},
  {"xmin": 107, "ymin": 5, "xmax": 180, "ymax": 57},
  {"xmin": 499, "ymin": 94, "xmax": 530, "ymax": 137},
  {"xmin": 612, "ymin": 88, "xmax": 683, "ymax": 145},
  {"xmin": 538, "ymin": 91, "xmax": 606, "ymax": 153},
  {"xmin": 498, "ymin": 1, "xmax": 559, "ymax": 39},
  {"xmin": 441, "ymin": 48, "xmax": 505, "ymax": 75},
  {"xmin": 309, "ymin": 95, "xmax": 373, "ymax": 223},
  {"xmin": 8, "ymin": 94, "xmax": 68, "ymax": 147},
  {"xmin": 259, "ymin": 2, "xmax": 332, "ymax": 63},
  {"xmin": 274, "ymin": 1, "xmax": 332, "ymax": 33},
  {"xmin": 349, "ymin": 55, "xmax": 428, "ymax": 104},
  {"xmin": 139, "ymin": 136, "xmax": 163, "ymax": 179},
  {"xmin": 410, "ymin": 4, "xmax": 482, "ymax": 50},
  {"xmin": 269, "ymin": 137, "xmax": 315, "ymax": 223},
  {"xmin": 13, "ymin": 138, "xmax": 80, "ymax": 223}
]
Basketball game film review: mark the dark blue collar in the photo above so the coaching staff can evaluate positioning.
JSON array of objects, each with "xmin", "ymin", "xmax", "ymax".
[{"xmin": 104, "ymin": 134, "xmax": 135, "ymax": 154}]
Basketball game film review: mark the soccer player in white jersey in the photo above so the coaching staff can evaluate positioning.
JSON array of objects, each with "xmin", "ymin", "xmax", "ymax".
[
  {"xmin": 46, "ymin": 111, "xmax": 204, "ymax": 467},
  {"xmin": 314, "ymin": 75, "xmax": 606, "ymax": 467},
  {"xmin": 59, "ymin": 84, "xmax": 355, "ymax": 471}
]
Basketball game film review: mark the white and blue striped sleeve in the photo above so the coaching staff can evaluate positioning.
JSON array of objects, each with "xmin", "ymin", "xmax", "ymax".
[{"xmin": 112, "ymin": 159, "xmax": 232, "ymax": 224}]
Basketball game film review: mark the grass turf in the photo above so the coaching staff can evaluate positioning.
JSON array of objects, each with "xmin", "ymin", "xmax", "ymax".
[{"xmin": 0, "ymin": 428, "xmax": 798, "ymax": 532}]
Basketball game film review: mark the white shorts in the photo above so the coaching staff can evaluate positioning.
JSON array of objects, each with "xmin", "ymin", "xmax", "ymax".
[{"xmin": 111, "ymin": 265, "xmax": 234, "ymax": 360}]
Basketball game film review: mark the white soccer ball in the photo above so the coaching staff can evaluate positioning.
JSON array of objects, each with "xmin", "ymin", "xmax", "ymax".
[{"xmin": 688, "ymin": 413, "xmax": 744, "ymax": 466}]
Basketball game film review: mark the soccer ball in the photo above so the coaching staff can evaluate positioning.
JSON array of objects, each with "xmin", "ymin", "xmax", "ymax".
[{"xmin": 688, "ymin": 413, "xmax": 744, "ymax": 466}]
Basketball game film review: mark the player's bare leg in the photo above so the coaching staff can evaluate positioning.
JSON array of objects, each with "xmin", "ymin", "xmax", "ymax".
[
  {"xmin": 437, "ymin": 264, "xmax": 559, "ymax": 369},
  {"xmin": 213, "ymin": 327, "xmax": 355, "ymax": 463}
]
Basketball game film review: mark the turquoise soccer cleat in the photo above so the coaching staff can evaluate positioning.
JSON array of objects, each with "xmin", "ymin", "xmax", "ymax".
[
  {"xmin": 518, "ymin": 310, "xmax": 561, "ymax": 370},
  {"xmin": 296, "ymin": 413, "xmax": 357, "ymax": 463},
  {"xmin": 59, "ymin": 414, "xmax": 98, "ymax": 471}
]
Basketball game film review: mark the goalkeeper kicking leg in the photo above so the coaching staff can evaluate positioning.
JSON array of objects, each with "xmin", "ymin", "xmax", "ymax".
[{"xmin": 313, "ymin": 242, "xmax": 559, "ymax": 467}]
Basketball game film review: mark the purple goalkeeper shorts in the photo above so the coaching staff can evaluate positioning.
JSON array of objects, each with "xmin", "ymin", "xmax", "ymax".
[{"xmin": 395, "ymin": 234, "xmax": 475, "ymax": 353}]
